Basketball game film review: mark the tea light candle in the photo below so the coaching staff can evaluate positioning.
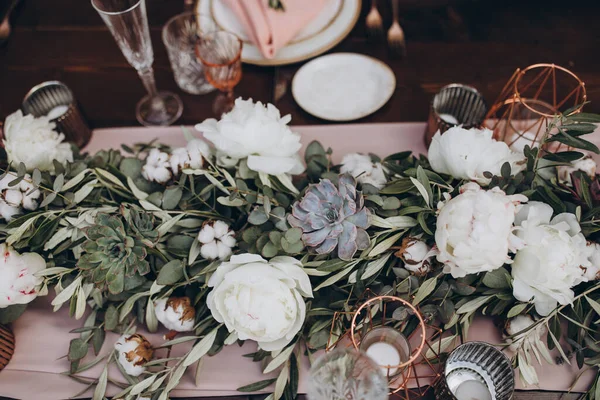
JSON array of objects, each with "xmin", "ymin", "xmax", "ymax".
[
  {"xmin": 365, "ymin": 342, "xmax": 401, "ymax": 375},
  {"xmin": 439, "ymin": 113, "xmax": 459, "ymax": 125},
  {"xmin": 46, "ymin": 105, "xmax": 69, "ymax": 120},
  {"xmin": 453, "ymin": 379, "xmax": 492, "ymax": 400}
]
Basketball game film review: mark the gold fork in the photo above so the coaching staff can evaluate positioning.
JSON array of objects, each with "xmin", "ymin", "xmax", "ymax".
[
  {"xmin": 387, "ymin": 0, "xmax": 406, "ymax": 57},
  {"xmin": 365, "ymin": 0, "xmax": 383, "ymax": 39}
]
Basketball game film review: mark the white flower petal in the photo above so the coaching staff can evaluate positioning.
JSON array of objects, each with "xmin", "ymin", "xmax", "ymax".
[
  {"xmin": 428, "ymin": 127, "xmax": 526, "ymax": 185},
  {"xmin": 206, "ymin": 253, "xmax": 311, "ymax": 353},
  {"xmin": 0, "ymin": 243, "xmax": 46, "ymax": 308}
]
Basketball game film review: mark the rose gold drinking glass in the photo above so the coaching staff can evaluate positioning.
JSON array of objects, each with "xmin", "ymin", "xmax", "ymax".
[{"xmin": 196, "ymin": 30, "xmax": 243, "ymax": 115}]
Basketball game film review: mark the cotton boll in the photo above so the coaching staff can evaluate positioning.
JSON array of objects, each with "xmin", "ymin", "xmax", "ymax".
[
  {"xmin": 197, "ymin": 221, "xmax": 236, "ymax": 260},
  {"xmin": 200, "ymin": 241, "xmax": 219, "ymax": 260},
  {"xmin": 154, "ymin": 297, "xmax": 195, "ymax": 332},
  {"xmin": 114, "ymin": 334, "xmax": 153, "ymax": 377},
  {"xmin": 197, "ymin": 225, "xmax": 215, "ymax": 244}
]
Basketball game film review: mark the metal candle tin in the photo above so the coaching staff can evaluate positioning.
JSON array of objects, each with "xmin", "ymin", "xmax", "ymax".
[
  {"xmin": 435, "ymin": 341, "xmax": 515, "ymax": 400},
  {"xmin": 425, "ymin": 84, "xmax": 488, "ymax": 147},
  {"xmin": 22, "ymin": 81, "xmax": 92, "ymax": 148},
  {"xmin": 0, "ymin": 324, "xmax": 14, "ymax": 372}
]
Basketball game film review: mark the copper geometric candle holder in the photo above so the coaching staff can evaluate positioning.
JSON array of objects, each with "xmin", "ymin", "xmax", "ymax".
[
  {"xmin": 0, "ymin": 324, "xmax": 15, "ymax": 372},
  {"xmin": 485, "ymin": 63, "xmax": 587, "ymax": 152},
  {"xmin": 326, "ymin": 293, "xmax": 447, "ymax": 399}
]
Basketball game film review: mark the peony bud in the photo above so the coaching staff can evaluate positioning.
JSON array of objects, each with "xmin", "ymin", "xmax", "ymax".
[
  {"xmin": 0, "ymin": 243, "xmax": 46, "ymax": 308},
  {"xmin": 114, "ymin": 334, "xmax": 153, "ymax": 377}
]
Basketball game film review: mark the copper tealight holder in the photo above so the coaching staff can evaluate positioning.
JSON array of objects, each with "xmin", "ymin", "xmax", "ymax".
[
  {"xmin": 424, "ymin": 84, "xmax": 488, "ymax": 147},
  {"xmin": 327, "ymin": 293, "xmax": 446, "ymax": 398},
  {"xmin": 22, "ymin": 81, "xmax": 92, "ymax": 148},
  {"xmin": 485, "ymin": 63, "xmax": 587, "ymax": 152}
]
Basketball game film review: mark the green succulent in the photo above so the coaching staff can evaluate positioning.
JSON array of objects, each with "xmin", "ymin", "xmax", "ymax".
[
  {"xmin": 78, "ymin": 213, "xmax": 151, "ymax": 294},
  {"xmin": 121, "ymin": 205, "xmax": 159, "ymax": 243}
]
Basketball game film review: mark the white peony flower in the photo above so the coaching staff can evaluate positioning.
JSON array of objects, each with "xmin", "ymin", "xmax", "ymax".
[
  {"xmin": 584, "ymin": 242, "xmax": 600, "ymax": 281},
  {"xmin": 3, "ymin": 110, "xmax": 73, "ymax": 173},
  {"xmin": 154, "ymin": 296, "xmax": 196, "ymax": 332},
  {"xmin": 170, "ymin": 139, "xmax": 212, "ymax": 175},
  {"xmin": 511, "ymin": 202, "xmax": 591, "ymax": 316},
  {"xmin": 436, "ymin": 182, "xmax": 527, "ymax": 278},
  {"xmin": 340, "ymin": 153, "xmax": 387, "ymax": 189},
  {"xmin": 195, "ymin": 98, "xmax": 305, "ymax": 176},
  {"xmin": 557, "ymin": 154, "xmax": 597, "ymax": 185},
  {"xmin": 114, "ymin": 334, "xmax": 153, "ymax": 377},
  {"xmin": 0, "ymin": 243, "xmax": 46, "ymax": 308},
  {"xmin": 428, "ymin": 127, "xmax": 526, "ymax": 185},
  {"xmin": 197, "ymin": 220, "xmax": 236, "ymax": 260},
  {"xmin": 504, "ymin": 314, "xmax": 552, "ymax": 386},
  {"xmin": 396, "ymin": 237, "xmax": 434, "ymax": 275},
  {"xmin": 142, "ymin": 148, "xmax": 172, "ymax": 183},
  {"xmin": 207, "ymin": 254, "xmax": 312, "ymax": 351}
]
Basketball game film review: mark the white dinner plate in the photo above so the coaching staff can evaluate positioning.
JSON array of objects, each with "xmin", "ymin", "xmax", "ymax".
[
  {"xmin": 196, "ymin": 0, "xmax": 361, "ymax": 66},
  {"xmin": 292, "ymin": 53, "xmax": 396, "ymax": 121}
]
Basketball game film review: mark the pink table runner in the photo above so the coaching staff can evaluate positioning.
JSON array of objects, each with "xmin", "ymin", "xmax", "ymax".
[{"xmin": 0, "ymin": 122, "xmax": 597, "ymax": 399}]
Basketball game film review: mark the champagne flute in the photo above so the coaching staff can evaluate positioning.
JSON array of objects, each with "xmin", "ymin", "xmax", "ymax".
[
  {"xmin": 91, "ymin": 0, "xmax": 183, "ymax": 126},
  {"xmin": 196, "ymin": 30, "xmax": 243, "ymax": 116}
]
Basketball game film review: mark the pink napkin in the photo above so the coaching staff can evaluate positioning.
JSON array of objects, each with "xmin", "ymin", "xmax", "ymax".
[{"xmin": 223, "ymin": 0, "xmax": 327, "ymax": 58}]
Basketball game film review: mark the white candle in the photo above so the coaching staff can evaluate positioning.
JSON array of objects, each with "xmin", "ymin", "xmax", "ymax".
[
  {"xmin": 453, "ymin": 379, "xmax": 492, "ymax": 400},
  {"xmin": 439, "ymin": 113, "xmax": 459, "ymax": 125},
  {"xmin": 365, "ymin": 342, "xmax": 400, "ymax": 375},
  {"xmin": 46, "ymin": 105, "xmax": 69, "ymax": 120}
]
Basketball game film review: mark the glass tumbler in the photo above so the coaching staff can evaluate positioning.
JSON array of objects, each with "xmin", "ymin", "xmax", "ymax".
[{"xmin": 162, "ymin": 12, "xmax": 216, "ymax": 95}]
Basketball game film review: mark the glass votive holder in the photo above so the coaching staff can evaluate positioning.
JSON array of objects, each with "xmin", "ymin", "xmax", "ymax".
[
  {"xmin": 434, "ymin": 341, "xmax": 514, "ymax": 400},
  {"xmin": 307, "ymin": 348, "xmax": 389, "ymax": 400},
  {"xmin": 425, "ymin": 84, "xmax": 488, "ymax": 147},
  {"xmin": 21, "ymin": 81, "xmax": 92, "ymax": 148},
  {"xmin": 162, "ymin": 12, "xmax": 217, "ymax": 95},
  {"xmin": 359, "ymin": 326, "xmax": 411, "ymax": 380}
]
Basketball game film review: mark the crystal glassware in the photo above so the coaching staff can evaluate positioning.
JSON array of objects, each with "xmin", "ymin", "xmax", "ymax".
[
  {"xmin": 91, "ymin": 0, "xmax": 183, "ymax": 126},
  {"xmin": 162, "ymin": 12, "xmax": 216, "ymax": 95},
  {"xmin": 196, "ymin": 30, "xmax": 243, "ymax": 115},
  {"xmin": 308, "ymin": 348, "xmax": 389, "ymax": 400}
]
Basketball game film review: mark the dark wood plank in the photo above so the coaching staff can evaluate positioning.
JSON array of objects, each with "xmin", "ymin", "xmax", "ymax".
[{"xmin": 0, "ymin": 0, "xmax": 599, "ymax": 399}]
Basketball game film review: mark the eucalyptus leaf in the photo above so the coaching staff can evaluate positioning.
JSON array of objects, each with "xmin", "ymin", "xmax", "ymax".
[
  {"xmin": 157, "ymin": 260, "xmax": 185, "ymax": 285},
  {"xmin": 413, "ymin": 276, "xmax": 437, "ymax": 306}
]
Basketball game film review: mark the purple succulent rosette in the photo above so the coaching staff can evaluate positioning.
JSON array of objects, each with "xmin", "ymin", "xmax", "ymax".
[{"xmin": 288, "ymin": 174, "xmax": 371, "ymax": 261}]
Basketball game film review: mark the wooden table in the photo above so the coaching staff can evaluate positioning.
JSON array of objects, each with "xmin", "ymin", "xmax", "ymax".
[{"xmin": 0, "ymin": 0, "xmax": 598, "ymax": 399}]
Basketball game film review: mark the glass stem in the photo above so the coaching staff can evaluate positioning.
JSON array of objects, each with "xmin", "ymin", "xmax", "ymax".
[
  {"xmin": 138, "ymin": 67, "xmax": 159, "ymax": 99},
  {"xmin": 138, "ymin": 67, "xmax": 165, "ymax": 111}
]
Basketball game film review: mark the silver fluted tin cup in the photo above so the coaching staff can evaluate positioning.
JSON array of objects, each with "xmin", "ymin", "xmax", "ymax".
[
  {"xmin": 424, "ymin": 84, "xmax": 488, "ymax": 147},
  {"xmin": 434, "ymin": 341, "xmax": 515, "ymax": 400},
  {"xmin": 22, "ymin": 81, "xmax": 92, "ymax": 148}
]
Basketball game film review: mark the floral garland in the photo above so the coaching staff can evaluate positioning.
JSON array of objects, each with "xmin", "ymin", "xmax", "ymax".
[{"xmin": 1, "ymin": 98, "xmax": 600, "ymax": 400}]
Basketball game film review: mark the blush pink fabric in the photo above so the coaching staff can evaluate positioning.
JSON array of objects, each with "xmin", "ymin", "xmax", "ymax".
[
  {"xmin": 0, "ymin": 122, "xmax": 598, "ymax": 399},
  {"xmin": 222, "ymin": 0, "xmax": 327, "ymax": 58}
]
